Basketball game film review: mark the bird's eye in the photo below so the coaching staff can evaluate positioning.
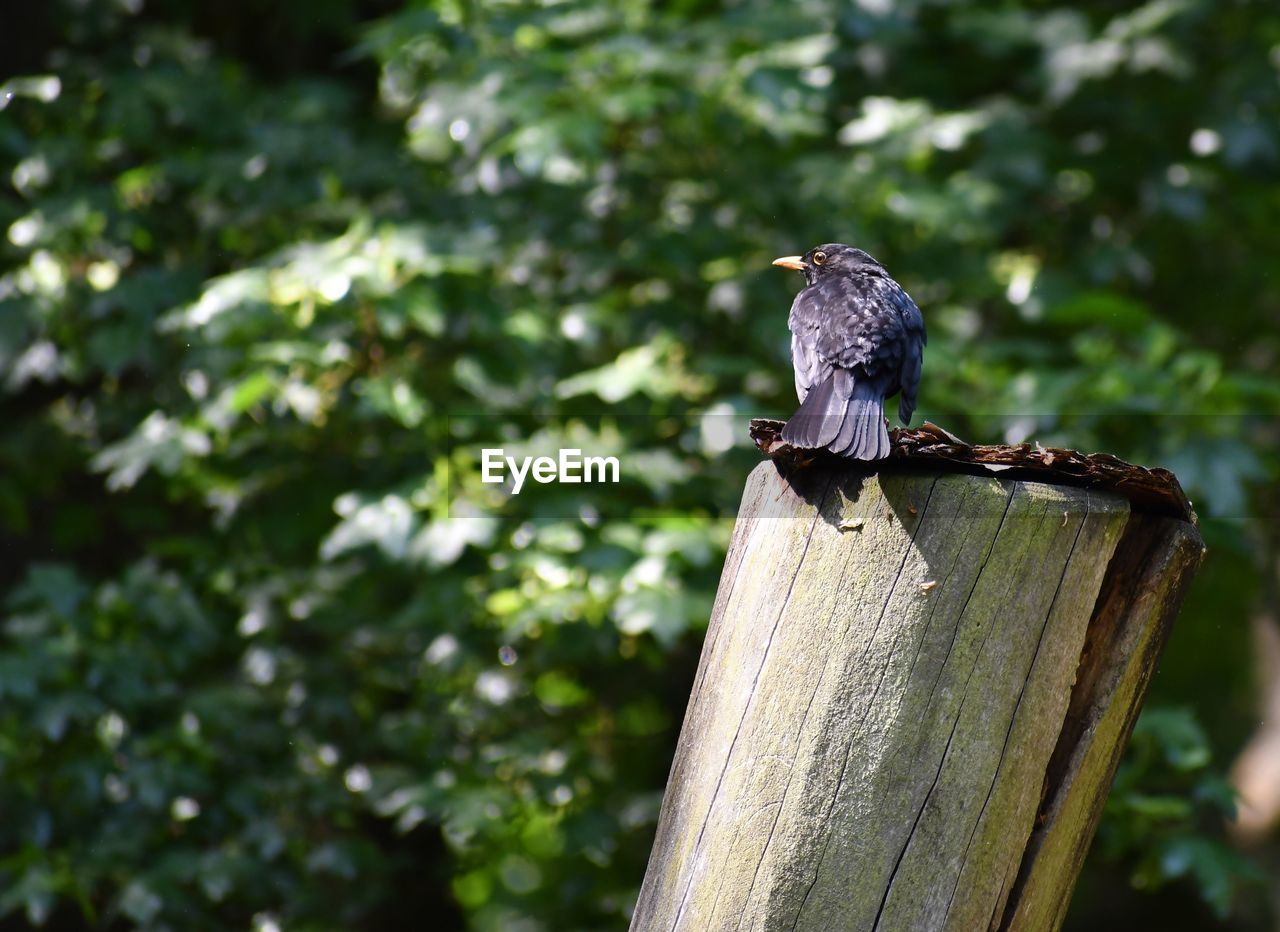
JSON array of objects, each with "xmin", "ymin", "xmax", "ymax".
[{"xmin": 812, "ymin": 251, "xmax": 827, "ymax": 266}]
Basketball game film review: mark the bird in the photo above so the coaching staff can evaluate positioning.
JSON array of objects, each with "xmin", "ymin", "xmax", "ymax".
[{"xmin": 772, "ymin": 243, "xmax": 926, "ymax": 461}]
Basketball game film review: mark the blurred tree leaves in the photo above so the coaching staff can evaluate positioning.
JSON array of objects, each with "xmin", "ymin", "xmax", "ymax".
[
  {"xmin": 2, "ymin": 0, "xmax": 1279, "ymax": 928},
  {"xmin": 1098, "ymin": 709, "xmax": 1267, "ymax": 919}
]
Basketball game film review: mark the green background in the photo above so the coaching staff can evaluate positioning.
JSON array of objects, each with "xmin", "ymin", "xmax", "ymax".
[{"xmin": 2, "ymin": 0, "xmax": 1278, "ymax": 928}]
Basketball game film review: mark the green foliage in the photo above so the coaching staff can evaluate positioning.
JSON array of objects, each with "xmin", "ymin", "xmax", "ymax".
[
  {"xmin": 2, "ymin": 0, "xmax": 1279, "ymax": 928},
  {"xmin": 1099, "ymin": 709, "xmax": 1265, "ymax": 918}
]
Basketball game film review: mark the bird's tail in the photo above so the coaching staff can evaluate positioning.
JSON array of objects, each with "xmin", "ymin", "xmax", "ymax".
[{"xmin": 781, "ymin": 371, "xmax": 889, "ymax": 461}]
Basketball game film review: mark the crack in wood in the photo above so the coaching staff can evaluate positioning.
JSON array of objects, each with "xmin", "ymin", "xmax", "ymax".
[
  {"xmin": 901, "ymin": 490, "xmax": 975, "ymax": 688},
  {"xmin": 789, "ymin": 477, "xmax": 941, "ymax": 929},
  {"xmin": 669, "ymin": 477, "xmax": 834, "ymax": 932},
  {"xmin": 920, "ymin": 483, "xmax": 1018, "ymax": 721},
  {"xmin": 941, "ymin": 494, "xmax": 1093, "ymax": 926},
  {"xmin": 872, "ymin": 696, "xmax": 966, "ymax": 932},
  {"xmin": 731, "ymin": 541, "xmax": 857, "ymax": 929},
  {"xmin": 869, "ymin": 487, "xmax": 1033, "ymax": 931},
  {"xmin": 995, "ymin": 513, "xmax": 1204, "ymax": 931}
]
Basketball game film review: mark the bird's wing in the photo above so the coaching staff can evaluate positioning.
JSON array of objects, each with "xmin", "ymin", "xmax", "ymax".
[
  {"xmin": 804, "ymin": 274, "xmax": 909, "ymax": 378},
  {"xmin": 896, "ymin": 283, "xmax": 926, "ymax": 345},
  {"xmin": 895, "ymin": 286, "xmax": 926, "ymax": 423},
  {"xmin": 788, "ymin": 290, "xmax": 830, "ymax": 402}
]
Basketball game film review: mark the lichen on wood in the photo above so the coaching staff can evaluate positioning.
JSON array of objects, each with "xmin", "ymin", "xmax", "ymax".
[{"xmin": 632, "ymin": 447, "xmax": 1202, "ymax": 932}]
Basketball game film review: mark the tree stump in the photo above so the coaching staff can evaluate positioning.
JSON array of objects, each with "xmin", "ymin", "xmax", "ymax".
[{"xmin": 631, "ymin": 454, "xmax": 1203, "ymax": 932}]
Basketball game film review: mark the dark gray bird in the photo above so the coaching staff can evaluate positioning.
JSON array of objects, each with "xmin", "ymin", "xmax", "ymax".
[{"xmin": 772, "ymin": 244, "xmax": 926, "ymax": 460}]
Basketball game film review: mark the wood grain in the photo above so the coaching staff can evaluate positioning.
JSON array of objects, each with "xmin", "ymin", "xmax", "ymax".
[{"xmin": 631, "ymin": 459, "xmax": 1202, "ymax": 932}]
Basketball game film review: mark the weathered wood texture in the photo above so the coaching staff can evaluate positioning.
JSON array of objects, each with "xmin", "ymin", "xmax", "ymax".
[{"xmin": 631, "ymin": 461, "xmax": 1202, "ymax": 932}]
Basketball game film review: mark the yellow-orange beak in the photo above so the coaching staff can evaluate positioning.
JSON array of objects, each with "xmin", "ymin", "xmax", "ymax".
[{"xmin": 772, "ymin": 255, "xmax": 806, "ymax": 271}]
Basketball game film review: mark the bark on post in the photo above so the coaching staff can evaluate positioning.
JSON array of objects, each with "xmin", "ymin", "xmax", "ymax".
[{"xmin": 631, "ymin": 455, "xmax": 1203, "ymax": 932}]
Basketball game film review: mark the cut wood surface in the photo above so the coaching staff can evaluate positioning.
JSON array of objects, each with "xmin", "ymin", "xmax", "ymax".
[{"xmin": 631, "ymin": 458, "xmax": 1203, "ymax": 932}]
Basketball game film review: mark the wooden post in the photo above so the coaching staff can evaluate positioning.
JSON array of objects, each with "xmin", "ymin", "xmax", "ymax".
[{"xmin": 631, "ymin": 454, "xmax": 1203, "ymax": 932}]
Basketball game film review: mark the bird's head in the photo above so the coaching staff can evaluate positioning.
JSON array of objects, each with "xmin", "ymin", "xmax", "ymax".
[{"xmin": 772, "ymin": 243, "xmax": 885, "ymax": 285}]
